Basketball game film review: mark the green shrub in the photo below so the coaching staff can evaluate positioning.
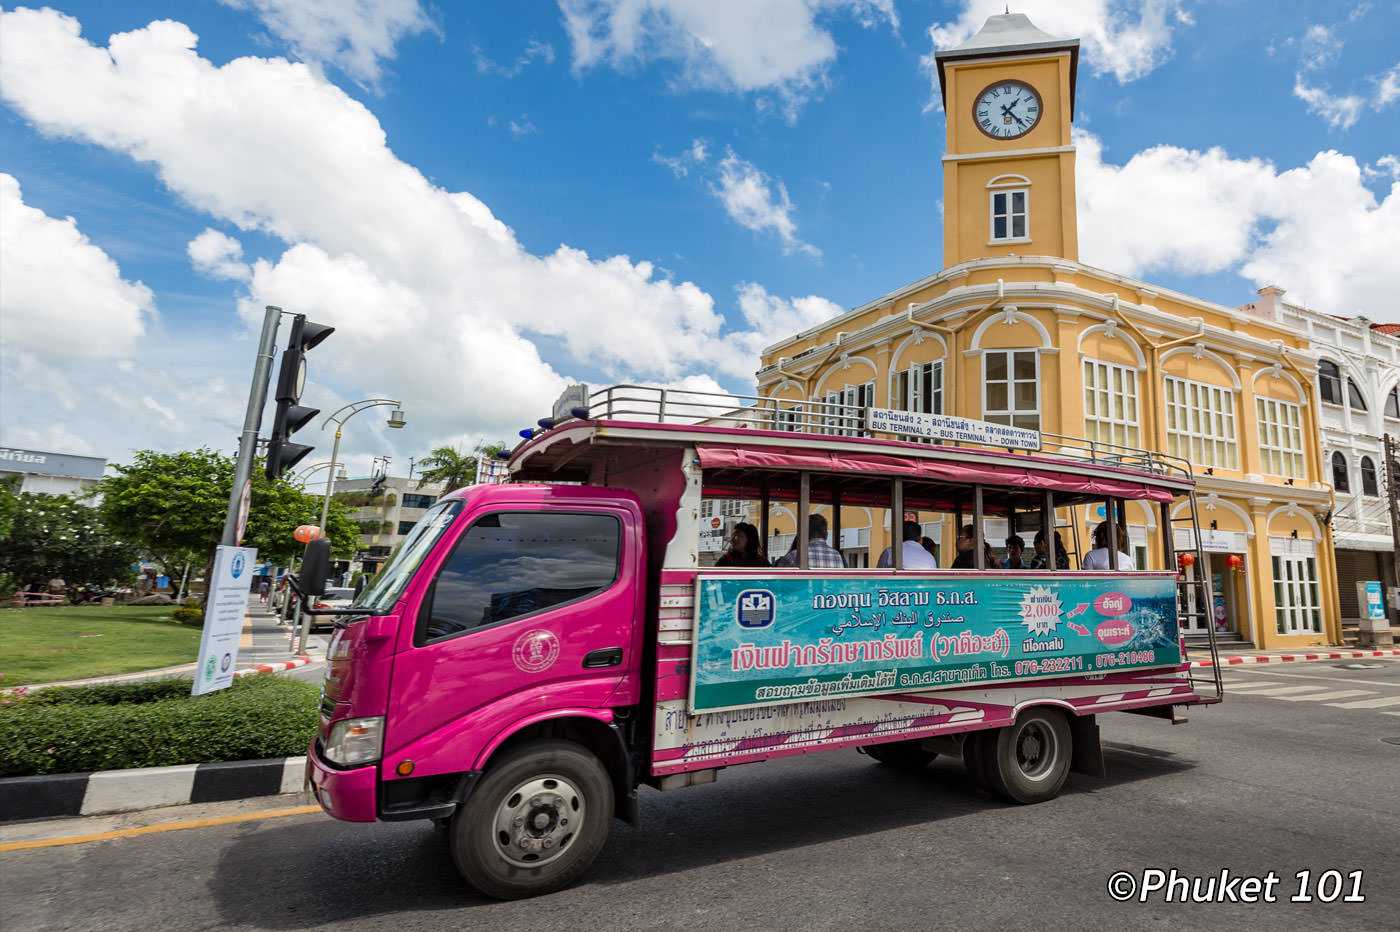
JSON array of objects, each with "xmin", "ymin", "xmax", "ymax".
[
  {"xmin": 0, "ymin": 674, "xmax": 320, "ymax": 776},
  {"xmin": 172, "ymin": 605, "xmax": 204, "ymax": 627}
]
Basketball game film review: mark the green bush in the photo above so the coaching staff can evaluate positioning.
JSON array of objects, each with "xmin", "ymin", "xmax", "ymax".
[
  {"xmin": 172, "ymin": 605, "xmax": 204, "ymax": 627},
  {"xmin": 0, "ymin": 674, "xmax": 320, "ymax": 776}
]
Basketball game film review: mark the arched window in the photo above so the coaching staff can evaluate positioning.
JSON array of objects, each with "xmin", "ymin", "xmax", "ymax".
[
  {"xmin": 1361, "ymin": 456, "xmax": 1379, "ymax": 497},
  {"xmin": 1331, "ymin": 451, "xmax": 1350, "ymax": 493},
  {"xmin": 1318, "ymin": 360, "xmax": 1342, "ymax": 405},
  {"xmin": 1347, "ymin": 378, "xmax": 1368, "ymax": 412},
  {"xmin": 1385, "ymin": 386, "xmax": 1400, "ymax": 419},
  {"xmin": 987, "ymin": 175, "xmax": 1030, "ymax": 244}
]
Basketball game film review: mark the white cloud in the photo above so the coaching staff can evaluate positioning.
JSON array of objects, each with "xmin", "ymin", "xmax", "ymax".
[
  {"xmin": 0, "ymin": 8, "xmax": 834, "ymax": 451},
  {"xmin": 474, "ymin": 38, "xmax": 556, "ymax": 78},
  {"xmin": 1292, "ymin": 74, "xmax": 1364, "ymax": 129},
  {"xmin": 188, "ymin": 228, "xmax": 252, "ymax": 280},
  {"xmin": 561, "ymin": 0, "xmax": 897, "ymax": 119},
  {"xmin": 0, "ymin": 172, "xmax": 154, "ymax": 359},
  {"xmin": 507, "ymin": 115, "xmax": 538, "ymax": 138},
  {"xmin": 1075, "ymin": 129, "xmax": 1400, "ymax": 321},
  {"xmin": 713, "ymin": 149, "xmax": 819, "ymax": 257},
  {"xmin": 652, "ymin": 137, "xmax": 709, "ymax": 177},
  {"xmin": 1375, "ymin": 63, "xmax": 1400, "ymax": 107},
  {"xmin": 219, "ymin": 0, "xmax": 435, "ymax": 87},
  {"xmin": 1298, "ymin": 24, "xmax": 1342, "ymax": 71},
  {"xmin": 923, "ymin": 0, "xmax": 1191, "ymax": 105},
  {"xmin": 726, "ymin": 283, "xmax": 842, "ymax": 362}
]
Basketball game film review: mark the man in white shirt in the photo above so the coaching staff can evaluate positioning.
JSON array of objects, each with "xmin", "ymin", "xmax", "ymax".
[{"xmin": 878, "ymin": 521, "xmax": 939, "ymax": 569}]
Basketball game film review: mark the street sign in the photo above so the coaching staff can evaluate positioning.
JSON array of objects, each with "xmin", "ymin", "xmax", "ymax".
[
  {"xmin": 235, "ymin": 478, "xmax": 252, "ymax": 545},
  {"xmin": 866, "ymin": 407, "xmax": 1041, "ymax": 451},
  {"xmin": 192, "ymin": 545, "xmax": 258, "ymax": 696}
]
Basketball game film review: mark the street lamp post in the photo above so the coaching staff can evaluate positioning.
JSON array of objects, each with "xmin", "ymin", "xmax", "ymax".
[
  {"xmin": 295, "ymin": 399, "xmax": 406, "ymax": 654},
  {"xmin": 317, "ymin": 399, "xmax": 406, "ymax": 531}
]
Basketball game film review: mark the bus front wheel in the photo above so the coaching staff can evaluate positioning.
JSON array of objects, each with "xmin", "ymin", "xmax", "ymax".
[
  {"xmin": 450, "ymin": 740, "xmax": 614, "ymax": 900},
  {"xmin": 979, "ymin": 709, "xmax": 1072, "ymax": 804}
]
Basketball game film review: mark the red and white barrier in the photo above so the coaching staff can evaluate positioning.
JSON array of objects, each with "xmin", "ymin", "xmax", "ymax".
[
  {"xmin": 1192, "ymin": 648, "xmax": 1400, "ymax": 668},
  {"xmin": 234, "ymin": 655, "xmax": 314, "ymax": 677}
]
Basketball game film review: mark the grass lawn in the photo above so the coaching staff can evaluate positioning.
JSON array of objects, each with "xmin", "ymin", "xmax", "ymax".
[{"xmin": 0, "ymin": 606, "xmax": 205, "ymax": 688}]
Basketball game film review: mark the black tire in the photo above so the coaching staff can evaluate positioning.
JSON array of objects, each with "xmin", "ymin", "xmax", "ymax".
[
  {"xmin": 981, "ymin": 708, "xmax": 1072, "ymax": 804},
  {"xmin": 864, "ymin": 740, "xmax": 937, "ymax": 771},
  {"xmin": 450, "ymin": 740, "xmax": 614, "ymax": 900}
]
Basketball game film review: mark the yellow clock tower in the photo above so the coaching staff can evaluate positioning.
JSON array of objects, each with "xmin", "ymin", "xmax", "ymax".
[{"xmin": 933, "ymin": 14, "xmax": 1080, "ymax": 266}]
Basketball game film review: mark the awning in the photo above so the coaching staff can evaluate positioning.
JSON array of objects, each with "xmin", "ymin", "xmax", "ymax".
[{"xmin": 696, "ymin": 445, "xmax": 1175, "ymax": 503}]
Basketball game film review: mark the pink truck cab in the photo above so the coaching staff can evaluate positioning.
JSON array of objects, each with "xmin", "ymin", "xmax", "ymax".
[{"xmin": 299, "ymin": 384, "xmax": 1223, "ymax": 900}]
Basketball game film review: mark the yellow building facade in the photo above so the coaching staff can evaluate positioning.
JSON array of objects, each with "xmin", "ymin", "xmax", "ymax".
[{"xmin": 753, "ymin": 14, "xmax": 1340, "ymax": 650}]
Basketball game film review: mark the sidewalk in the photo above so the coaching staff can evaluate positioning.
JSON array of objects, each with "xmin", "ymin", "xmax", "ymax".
[{"xmin": 11, "ymin": 597, "xmax": 328, "ymax": 692}]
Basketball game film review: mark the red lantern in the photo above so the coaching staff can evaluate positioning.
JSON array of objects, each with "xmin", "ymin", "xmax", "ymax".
[
  {"xmin": 1227, "ymin": 554, "xmax": 1244, "ymax": 573},
  {"xmin": 293, "ymin": 524, "xmax": 324, "ymax": 544},
  {"xmin": 1177, "ymin": 552, "xmax": 1196, "ymax": 569}
]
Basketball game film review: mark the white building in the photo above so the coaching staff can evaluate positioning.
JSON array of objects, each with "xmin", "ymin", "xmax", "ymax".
[
  {"xmin": 0, "ymin": 447, "xmax": 106, "ymax": 496},
  {"xmin": 1243, "ymin": 287, "xmax": 1399, "ymax": 624},
  {"xmin": 333, "ymin": 475, "xmax": 446, "ymax": 575}
]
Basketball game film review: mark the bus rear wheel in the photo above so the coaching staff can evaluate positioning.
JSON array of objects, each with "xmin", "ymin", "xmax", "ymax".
[
  {"xmin": 980, "ymin": 709, "xmax": 1072, "ymax": 804},
  {"xmin": 450, "ymin": 740, "xmax": 614, "ymax": 900},
  {"xmin": 863, "ymin": 740, "xmax": 937, "ymax": 771}
]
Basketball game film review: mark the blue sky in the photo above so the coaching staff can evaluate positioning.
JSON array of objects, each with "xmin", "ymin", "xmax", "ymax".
[{"xmin": 1, "ymin": 1, "xmax": 1398, "ymax": 472}]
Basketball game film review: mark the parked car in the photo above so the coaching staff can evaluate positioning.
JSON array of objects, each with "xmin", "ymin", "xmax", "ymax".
[{"xmin": 311, "ymin": 587, "xmax": 355, "ymax": 630}]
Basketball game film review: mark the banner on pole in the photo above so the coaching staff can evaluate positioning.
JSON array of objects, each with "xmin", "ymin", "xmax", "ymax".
[{"xmin": 192, "ymin": 545, "xmax": 258, "ymax": 696}]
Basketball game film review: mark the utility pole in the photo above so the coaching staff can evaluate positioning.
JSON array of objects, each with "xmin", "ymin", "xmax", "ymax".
[{"xmin": 220, "ymin": 306, "xmax": 282, "ymax": 546}]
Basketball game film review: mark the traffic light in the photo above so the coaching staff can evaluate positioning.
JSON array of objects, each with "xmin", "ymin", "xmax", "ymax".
[{"xmin": 265, "ymin": 314, "xmax": 335, "ymax": 480}]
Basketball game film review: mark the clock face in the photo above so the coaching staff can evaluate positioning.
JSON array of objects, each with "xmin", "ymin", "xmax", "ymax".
[{"xmin": 974, "ymin": 81, "xmax": 1042, "ymax": 140}]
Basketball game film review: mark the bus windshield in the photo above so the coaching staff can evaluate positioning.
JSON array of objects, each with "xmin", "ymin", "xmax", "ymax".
[{"xmin": 354, "ymin": 499, "xmax": 463, "ymax": 614}]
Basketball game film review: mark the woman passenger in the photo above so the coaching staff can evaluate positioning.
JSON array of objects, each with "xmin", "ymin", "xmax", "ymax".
[
  {"xmin": 1082, "ymin": 521, "xmax": 1135, "ymax": 570},
  {"xmin": 1031, "ymin": 529, "xmax": 1069, "ymax": 570},
  {"xmin": 716, "ymin": 521, "xmax": 767, "ymax": 567}
]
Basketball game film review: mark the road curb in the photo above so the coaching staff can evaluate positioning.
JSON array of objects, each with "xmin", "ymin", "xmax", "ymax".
[
  {"xmin": 0, "ymin": 757, "xmax": 306, "ymax": 822},
  {"xmin": 235, "ymin": 655, "xmax": 315, "ymax": 677},
  {"xmin": 1191, "ymin": 648, "xmax": 1400, "ymax": 668},
  {"xmin": 4, "ymin": 655, "xmax": 315, "ymax": 696}
]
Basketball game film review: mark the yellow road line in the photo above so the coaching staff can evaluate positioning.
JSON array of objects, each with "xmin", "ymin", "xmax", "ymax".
[{"xmin": 0, "ymin": 804, "xmax": 322, "ymax": 853}]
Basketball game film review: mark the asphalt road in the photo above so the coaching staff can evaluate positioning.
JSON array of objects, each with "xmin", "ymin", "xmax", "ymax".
[{"xmin": 4, "ymin": 660, "xmax": 1399, "ymax": 932}]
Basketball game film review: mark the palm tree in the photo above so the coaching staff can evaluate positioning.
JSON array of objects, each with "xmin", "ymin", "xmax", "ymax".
[{"xmin": 416, "ymin": 441, "xmax": 510, "ymax": 495}]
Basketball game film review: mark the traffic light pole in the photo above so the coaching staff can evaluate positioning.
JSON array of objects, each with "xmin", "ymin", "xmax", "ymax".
[{"xmin": 221, "ymin": 305, "xmax": 283, "ymax": 546}]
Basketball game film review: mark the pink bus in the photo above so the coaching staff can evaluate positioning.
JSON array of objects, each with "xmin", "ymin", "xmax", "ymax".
[{"xmin": 297, "ymin": 385, "xmax": 1223, "ymax": 899}]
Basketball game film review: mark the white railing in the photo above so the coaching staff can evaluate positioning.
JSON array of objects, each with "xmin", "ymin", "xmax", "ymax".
[{"xmin": 583, "ymin": 384, "xmax": 1193, "ymax": 481}]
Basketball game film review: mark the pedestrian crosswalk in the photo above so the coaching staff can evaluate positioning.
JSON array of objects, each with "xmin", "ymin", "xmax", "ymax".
[{"xmin": 1220, "ymin": 666, "xmax": 1400, "ymax": 715}]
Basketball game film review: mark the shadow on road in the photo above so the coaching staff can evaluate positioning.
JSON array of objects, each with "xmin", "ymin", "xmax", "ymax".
[{"xmin": 209, "ymin": 743, "xmax": 1195, "ymax": 926}]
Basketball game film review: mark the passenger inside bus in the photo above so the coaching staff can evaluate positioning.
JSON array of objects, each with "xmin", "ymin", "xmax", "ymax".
[
  {"xmin": 1083, "ymin": 520, "xmax": 1136, "ymax": 571},
  {"xmin": 1031, "ymin": 529, "xmax": 1069, "ymax": 570},
  {"xmin": 774, "ymin": 513, "xmax": 845, "ymax": 568},
  {"xmin": 877, "ymin": 521, "xmax": 938, "ymax": 569},
  {"xmin": 1002, "ymin": 534, "xmax": 1027, "ymax": 570},
  {"xmin": 950, "ymin": 524, "xmax": 976, "ymax": 569},
  {"xmin": 715, "ymin": 522, "xmax": 767, "ymax": 567}
]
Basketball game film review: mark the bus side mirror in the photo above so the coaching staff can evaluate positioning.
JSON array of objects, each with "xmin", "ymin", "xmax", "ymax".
[{"xmin": 298, "ymin": 538, "xmax": 332, "ymax": 598}]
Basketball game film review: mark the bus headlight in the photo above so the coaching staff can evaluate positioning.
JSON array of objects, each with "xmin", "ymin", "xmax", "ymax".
[{"xmin": 323, "ymin": 716, "xmax": 384, "ymax": 767}]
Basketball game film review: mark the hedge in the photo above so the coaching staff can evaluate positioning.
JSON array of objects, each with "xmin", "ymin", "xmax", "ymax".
[{"xmin": 0, "ymin": 674, "xmax": 321, "ymax": 776}]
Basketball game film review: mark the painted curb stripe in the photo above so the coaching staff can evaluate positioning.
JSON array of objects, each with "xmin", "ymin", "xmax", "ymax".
[
  {"xmin": 0, "ymin": 756, "xmax": 310, "ymax": 823},
  {"xmin": 0, "ymin": 773, "xmax": 89, "ymax": 821},
  {"xmin": 1192, "ymin": 649, "xmax": 1400, "ymax": 668}
]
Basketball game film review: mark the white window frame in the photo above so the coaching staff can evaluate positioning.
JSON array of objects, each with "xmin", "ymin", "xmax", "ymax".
[
  {"xmin": 773, "ymin": 404, "xmax": 800, "ymax": 432},
  {"xmin": 898, "ymin": 360, "xmax": 944, "ymax": 415},
  {"xmin": 1164, "ymin": 375, "xmax": 1238, "ymax": 470},
  {"xmin": 823, "ymin": 380, "xmax": 874, "ymax": 436},
  {"xmin": 988, "ymin": 187, "xmax": 1030, "ymax": 244},
  {"xmin": 1082, "ymin": 358, "xmax": 1140, "ymax": 450},
  {"xmin": 1272, "ymin": 554, "xmax": 1321, "ymax": 634},
  {"xmin": 983, "ymin": 349, "xmax": 1040, "ymax": 431},
  {"xmin": 1255, "ymin": 396, "xmax": 1305, "ymax": 479}
]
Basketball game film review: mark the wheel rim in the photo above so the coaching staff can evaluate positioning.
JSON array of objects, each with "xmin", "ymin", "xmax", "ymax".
[
  {"xmin": 491, "ymin": 774, "xmax": 585, "ymax": 869},
  {"xmin": 1014, "ymin": 720, "xmax": 1058, "ymax": 782}
]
